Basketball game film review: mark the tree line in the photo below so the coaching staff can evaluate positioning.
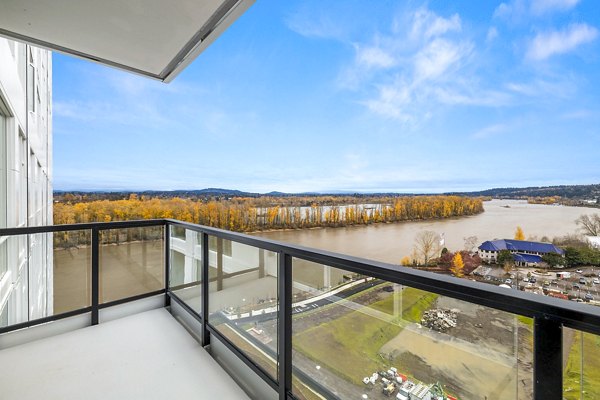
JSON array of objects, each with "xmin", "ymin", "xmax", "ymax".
[{"xmin": 53, "ymin": 194, "xmax": 484, "ymax": 232}]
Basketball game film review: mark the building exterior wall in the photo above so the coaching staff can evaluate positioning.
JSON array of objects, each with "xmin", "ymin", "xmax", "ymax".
[{"xmin": 0, "ymin": 37, "xmax": 52, "ymax": 327}]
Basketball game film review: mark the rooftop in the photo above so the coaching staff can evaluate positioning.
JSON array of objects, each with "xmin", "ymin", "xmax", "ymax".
[{"xmin": 479, "ymin": 239, "xmax": 565, "ymax": 255}]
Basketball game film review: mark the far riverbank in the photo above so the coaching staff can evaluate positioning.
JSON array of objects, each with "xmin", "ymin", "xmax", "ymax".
[{"xmin": 253, "ymin": 199, "xmax": 598, "ymax": 264}]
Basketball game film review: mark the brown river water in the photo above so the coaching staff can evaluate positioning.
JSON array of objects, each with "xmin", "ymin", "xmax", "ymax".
[{"xmin": 253, "ymin": 199, "xmax": 598, "ymax": 264}]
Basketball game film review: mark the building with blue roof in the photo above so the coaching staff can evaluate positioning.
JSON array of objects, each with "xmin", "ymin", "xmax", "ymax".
[{"xmin": 478, "ymin": 239, "xmax": 564, "ymax": 266}]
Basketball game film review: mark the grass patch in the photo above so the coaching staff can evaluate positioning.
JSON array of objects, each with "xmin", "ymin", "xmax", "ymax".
[
  {"xmin": 564, "ymin": 331, "xmax": 600, "ymax": 399},
  {"xmin": 368, "ymin": 287, "xmax": 437, "ymax": 323},
  {"xmin": 517, "ymin": 315, "xmax": 533, "ymax": 327},
  {"xmin": 293, "ymin": 287, "xmax": 437, "ymax": 385}
]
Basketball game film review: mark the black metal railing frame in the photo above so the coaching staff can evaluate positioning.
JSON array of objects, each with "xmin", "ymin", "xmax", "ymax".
[{"xmin": 2, "ymin": 219, "xmax": 600, "ymax": 400}]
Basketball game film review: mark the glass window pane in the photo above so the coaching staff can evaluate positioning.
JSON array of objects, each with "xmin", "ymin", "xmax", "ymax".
[
  {"xmin": 291, "ymin": 259, "xmax": 533, "ymax": 400},
  {"xmin": 99, "ymin": 227, "xmax": 164, "ymax": 303},
  {"xmin": 207, "ymin": 237, "xmax": 278, "ymax": 379},
  {"xmin": 169, "ymin": 228, "xmax": 202, "ymax": 314}
]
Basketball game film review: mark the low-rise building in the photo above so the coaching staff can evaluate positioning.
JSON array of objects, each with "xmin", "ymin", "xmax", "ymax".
[{"xmin": 478, "ymin": 239, "xmax": 564, "ymax": 267}]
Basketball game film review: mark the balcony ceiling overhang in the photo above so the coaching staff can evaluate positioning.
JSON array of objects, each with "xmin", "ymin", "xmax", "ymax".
[{"xmin": 0, "ymin": 0, "xmax": 253, "ymax": 82}]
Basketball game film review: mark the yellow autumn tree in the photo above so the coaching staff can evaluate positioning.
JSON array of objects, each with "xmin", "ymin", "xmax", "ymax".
[
  {"xmin": 400, "ymin": 256, "xmax": 411, "ymax": 266},
  {"xmin": 515, "ymin": 226, "xmax": 525, "ymax": 241},
  {"xmin": 451, "ymin": 252, "xmax": 464, "ymax": 278}
]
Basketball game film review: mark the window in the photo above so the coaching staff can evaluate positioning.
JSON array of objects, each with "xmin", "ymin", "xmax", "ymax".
[
  {"xmin": 27, "ymin": 49, "xmax": 35, "ymax": 113},
  {"xmin": 0, "ymin": 111, "xmax": 6, "ymax": 279}
]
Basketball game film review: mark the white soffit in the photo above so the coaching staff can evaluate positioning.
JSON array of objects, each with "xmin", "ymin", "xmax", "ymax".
[{"xmin": 0, "ymin": 0, "xmax": 254, "ymax": 82}]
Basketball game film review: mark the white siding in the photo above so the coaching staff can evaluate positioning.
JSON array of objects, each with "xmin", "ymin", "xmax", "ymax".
[{"xmin": 0, "ymin": 37, "xmax": 52, "ymax": 327}]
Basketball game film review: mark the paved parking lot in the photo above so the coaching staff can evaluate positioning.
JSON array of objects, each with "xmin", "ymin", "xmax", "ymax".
[{"xmin": 474, "ymin": 266, "xmax": 600, "ymax": 303}]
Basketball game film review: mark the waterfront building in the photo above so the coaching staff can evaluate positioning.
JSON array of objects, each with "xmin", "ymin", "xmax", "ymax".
[
  {"xmin": 0, "ymin": 37, "xmax": 52, "ymax": 327},
  {"xmin": 478, "ymin": 239, "xmax": 564, "ymax": 266}
]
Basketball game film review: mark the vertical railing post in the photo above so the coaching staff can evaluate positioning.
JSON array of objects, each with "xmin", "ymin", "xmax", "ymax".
[
  {"xmin": 164, "ymin": 223, "xmax": 171, "ymax": 307},
  {"xmin": 201, "ymin": 232, "xmax": 210, "ymax": 346},
  {"xmin": 91, "ymin": 228, "xmax": 99, "ymax": 326},
  {"xmin": 533, "ymin": 316, "xmax": 562, "ymax": 399},
  {"xmin": 278, "ymin": 252, "xmax": 292, "ymax": 400}
]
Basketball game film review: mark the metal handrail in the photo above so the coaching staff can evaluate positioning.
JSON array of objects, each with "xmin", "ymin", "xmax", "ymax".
[{"xmin": 2, "ymin": 218, "xmax": 596, "ymax": 399}]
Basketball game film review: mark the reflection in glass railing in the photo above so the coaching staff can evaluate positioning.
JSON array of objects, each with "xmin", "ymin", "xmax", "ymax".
[
  {"xmin": 169, "ymin": 228, "xmax": 202, "ymax": 314},
  {"xmin": 0, "ymin": 230, "xmax": 91, "ymax": 329},
  {"xmin": 564, "ymin": 328, "xmax": 600, "ymax": 399},
  {"xmin": 99, "ymin": 227, "xmax": 164, "ymax": 303},
  {"xmin": 207, "ymin": 237, "xmax": 279, "ymax": 379},
  {"xmin": 291, "ymin": 259, "xmax": 533, "ymax": 400},
  {"xmin": 53, "ymin": 230, "xmax": 92, "ymax": 313}
]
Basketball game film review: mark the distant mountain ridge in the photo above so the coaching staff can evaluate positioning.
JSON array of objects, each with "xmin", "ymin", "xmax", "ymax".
[
  {"xmin": 447, "ymin": 184, "xmax": 600, "ymax": 199},
  {"xmin": 55, "ymin": 183, "xmax": 600, "ymax": 199}
]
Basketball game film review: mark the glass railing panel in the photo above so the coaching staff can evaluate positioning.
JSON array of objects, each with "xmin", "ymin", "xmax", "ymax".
[
  {"xmin": 0, "ymin": 230, "xmax": 91, "ymax": 330},
  {"xmin": 99, "ymin": 227, "xmax": 164, "ymax": 304},
  {"xmin": 53, "ymin": 230, "xmax": 92, "ymax": 313},
  {"xmin": 291, "ymin": 258, "xmax": 533, "ymax": 400},
  {"xmin": 169, "ymin": 227, "xmax": 202, "ymax": 314},
  {"xmin": 564, "ymin": 327, "xmax": 600, "ymax": 399},
  {"xmin": 207, "ymin": 236, "xmax": 279, "ymax": 380}
]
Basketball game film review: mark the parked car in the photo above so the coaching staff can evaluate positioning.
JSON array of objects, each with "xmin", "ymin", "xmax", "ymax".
[
  {"xmin": 593, "ymin": 278, "xmax": 600, "ymax": 285},
  {"xmin": 523, "ymin": 277, "xmax": 529, "ymax": 283},
  {"xmin": 573, "ymin": 284, "xmax": 581, "ymax": 290},
  {"xmin": 577, "ymin": 269, "xmax": 583, "ymax": 274},
  {"xmin": 530, "ymin": 277, "xmax": 537, "ymax": 283},
  {"xmin": 579, "ymin": 277, "xmax": 587, "ymax": 284},
  {"xmin": 505, "ymin": 279, "xmax": 512, "ymax": 284},
  {"xmin": 585, "ymin": 293, "xmax": 594, "ymax": 301}
]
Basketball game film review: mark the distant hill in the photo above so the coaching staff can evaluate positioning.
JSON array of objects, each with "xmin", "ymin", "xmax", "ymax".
[
  {"xmin": 446, "ymin": 183, "xmax": 600, "ymax": 199},
  {"xmin": 55, "ymin": 183, "xmax": 600, "ymax": 201}
]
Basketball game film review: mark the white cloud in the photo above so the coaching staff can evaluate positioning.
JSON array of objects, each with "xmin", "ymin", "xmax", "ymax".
[
  {"xmin": 353, "ymin": 7, "xmax": 493, "ymax": 123},
  {"xmin": 486, "ymin": 27, "xmax": 499, "ymax": 42},
  {"xmin": 285, "ymin": 9, "xmax": 346, "ymax": 40},
  {"xmin": 493, "ymin": 0, "xmax": 527, "ymax": 21},
  {"xmin": 414, "ymin": 39, "xmax": 471, "ymax": 81},
  {"xmin": 494, "ymin": 0, "xmax": 579, "ymax": 21},
  {"xmin": 530, "ymin": 0, "xmax": 580, "ymax": 15},
  {"xmin": 410, "ymin": 8, "xmax": 461, "ymax": 41},
  {"xmin": 355, "ymin": 46, "xmax": 396, "ymax": 68},
  {"xmin": 527, "ymin": 23, "xmax": 598, "ymax": 60}
]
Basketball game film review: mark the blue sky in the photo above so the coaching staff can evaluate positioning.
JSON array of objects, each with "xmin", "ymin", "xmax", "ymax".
[{"xmin": 53, "ymin": 0, "xmax": 600, "ymax": 193}]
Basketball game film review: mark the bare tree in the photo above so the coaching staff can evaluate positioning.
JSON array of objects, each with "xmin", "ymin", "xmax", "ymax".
[
  {"xmin": 414, "ymin": 230, "xmax": 440, "ymax": 266},
  {"xmin": 463, "ymin": 235, "xmax": 478, "ymax": 252},
  {"xmin": 576, "ymin": 214, "xmax": 600, "ymax": 236}
]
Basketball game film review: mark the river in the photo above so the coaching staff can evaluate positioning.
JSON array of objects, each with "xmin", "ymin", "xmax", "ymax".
[{"xmin": 253, "ymin": 199, "xmax": 598, "ymax": 264}]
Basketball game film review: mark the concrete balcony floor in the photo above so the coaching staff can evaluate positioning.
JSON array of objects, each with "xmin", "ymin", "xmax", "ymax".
[{"xmin": 0, "ymin": 308, "xmax": 250, "ymax": 400}]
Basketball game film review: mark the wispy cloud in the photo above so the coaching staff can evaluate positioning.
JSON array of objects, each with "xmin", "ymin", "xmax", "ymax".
[
  {"xmin": 527, "ymin": 23, "xmax": 598, "ymax": 60},
  {"xmin": 471, "ymin": 123, "xmax": 508, "ymax": 139},
  {"xmin": 493, "ymin": 0, "xmax": 528, "ymax": 22},
  {"xmin": 355, "ymin": 45, "xmax": 396, "ymax": 69},
  {"xmin": 530, "ymin": 0, "xmax": 580, "ymax": 15},
  {"xmin": 486, "ymin": 27, "xmax": 499, "ymax": 43},
  {"xmin": 494, "ymin": 0, "xmax": 580, "ymax": 21},
  {"xmin": 409, "ymin": 8, "xmax": 461, "ymax": 41},
  {"xmin": 339, "ymin": 6, "xmax": 514, "ymax": 123}
]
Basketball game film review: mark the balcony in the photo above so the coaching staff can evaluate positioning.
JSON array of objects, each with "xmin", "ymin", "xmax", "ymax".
[{"xmin": 1, "ymin": 219, "xmax": 600, "ymax": 400}]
